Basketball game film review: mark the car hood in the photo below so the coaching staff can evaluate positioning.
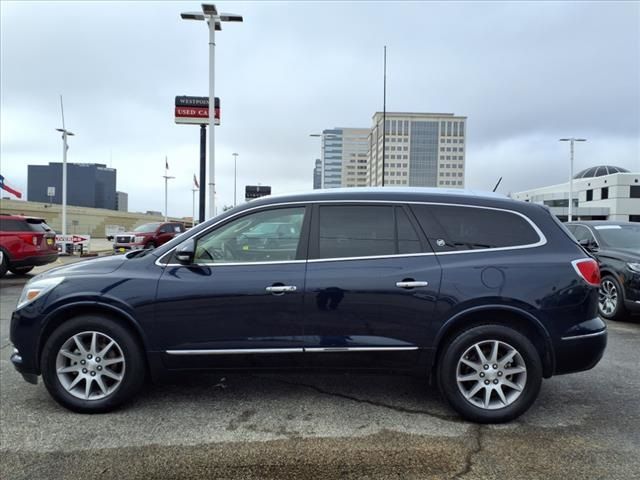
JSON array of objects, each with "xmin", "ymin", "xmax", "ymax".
[
  {"xmin": 37, "ymin": 254, "xmax": 129, "ymax": 280},
  {"xmin": 597, "ymin": 247, "xmax": 640, "ymax": 262}
]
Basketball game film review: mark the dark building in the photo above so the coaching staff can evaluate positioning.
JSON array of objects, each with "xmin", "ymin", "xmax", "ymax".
[
  {"xmin": 313, "ymin": 159, "xmax": 322, "ymax": 189},
  {"xmin": 28, "ymin": 163, "xmax": 117, "ymax": 210}
]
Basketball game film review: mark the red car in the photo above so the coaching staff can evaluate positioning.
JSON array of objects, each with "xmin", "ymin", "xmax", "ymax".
[
  {"xmin": 113, "ymin": 221, "xmax": 185, "ymax": 253},
  {"xmin": 0, "ymin": 215, "xmax": 58, "ymax": 278}
]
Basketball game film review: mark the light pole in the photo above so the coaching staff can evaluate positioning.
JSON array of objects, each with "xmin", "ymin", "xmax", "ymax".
[
  {"xmin": 163, "ymin": 156, "xmax": 175, "ymax": 222},
  {"xmin": 233, "ymin": 152, "xmax": 239, "ymax": 206},
  {"xmin": 181, "ymin": 4, "xmax": 243, "ymax": 219},
  {"xmin": 559, "ymin": 137, "xmax": 587, "ymax": 222},
  {"xmin": 56, "ymin": 95, "xmax": 74, "ymax": 237}
]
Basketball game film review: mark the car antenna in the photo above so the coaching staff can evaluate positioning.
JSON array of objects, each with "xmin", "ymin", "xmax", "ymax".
[{"xmin": 492, "ymin": 177, "xmax": 503, "ymax": 192}]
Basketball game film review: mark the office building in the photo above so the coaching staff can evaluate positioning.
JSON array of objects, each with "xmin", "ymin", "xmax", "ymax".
[
  {"xmin": 321, "ymin": 128, "xmax": 370, "ymax": 188},
  {"xmin": 511, "ymin": 166, "xmax": 640, "ymax": 222},
  {"xmin": 28, "ymin": 162, "xmax": 117, "ymax": 210},
  {"xmin": 116, "ymin": 191, "xmax": 129, "ymax": 212},
  {"xmin": 313, "ymin": 159, "xmax": 322, "ymax": 189},
  {"xmin": 368, "ymin": 112, "xmax": 467, "ymax": 188}
]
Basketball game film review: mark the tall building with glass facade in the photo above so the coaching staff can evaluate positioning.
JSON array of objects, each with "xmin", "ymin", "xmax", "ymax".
[
  {"xmin": 368, "ymin": 112, "xmax": 467, "ymax": 188},
  {"xmin": 313, "ymin": 159, "xmax": 322, "ymax": 189},
  {"xmin": 320, "ymin": 128, "xmax": 370, "ymax": 188}
]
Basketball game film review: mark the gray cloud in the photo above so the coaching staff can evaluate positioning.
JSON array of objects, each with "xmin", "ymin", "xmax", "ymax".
[{"xmin": 1, "ymin": 1, "xmax": 638, "ymax": 216}]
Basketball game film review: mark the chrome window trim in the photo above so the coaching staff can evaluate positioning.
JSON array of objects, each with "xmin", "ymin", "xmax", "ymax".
[
  {"xmin": 561, "ymin": 329, "xmax": 607, "ymax": 341},
  {"xmin": 155, "ymin": 199, "xmax": 547, "ymax": 267},
  {"xmin": 165, "ymin": 346, "xmax": 419, "ymax": 355}
]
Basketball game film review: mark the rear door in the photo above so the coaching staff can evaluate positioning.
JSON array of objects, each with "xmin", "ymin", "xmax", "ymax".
[{"xmin": 302, "ymin": 203, "xmax": 441, "ymax": 370}]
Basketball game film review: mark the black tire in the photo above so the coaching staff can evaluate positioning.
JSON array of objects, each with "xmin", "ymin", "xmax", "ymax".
[
  {"xmin": 144, "ymin": 241, "xmax": 156, "ymax": 250},
  {"xmin": 599, "ymin": 275, "xmax": 627, "ymax": 321},
  {"xmin": 40, "ymin": 315, "xmax": 146, "ymax": 413},
  {"xmin": 0, "ymin": 250, "xmax": 7, "ymax": 278},
  {"xmin": 9, "ymin": 266, "xmax": 34, "ymax": 275},
  {"xmin": 438, "ymin": 324, "xmax": 542, "ymax": 423}
]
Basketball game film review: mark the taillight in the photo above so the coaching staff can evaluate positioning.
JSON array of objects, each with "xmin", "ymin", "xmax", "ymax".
[
  {"xmin": 572, "ymin": 258, "xmax": 600, "ymax": 286},
  {"xmin": 18, "ymin": 234, "xmax": 38, "ymax": 246}
]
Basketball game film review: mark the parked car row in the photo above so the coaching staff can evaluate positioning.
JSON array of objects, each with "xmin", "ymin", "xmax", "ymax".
[{"xmin": 10, "ymin": 189, "xmax": 607, "ymax": 423}]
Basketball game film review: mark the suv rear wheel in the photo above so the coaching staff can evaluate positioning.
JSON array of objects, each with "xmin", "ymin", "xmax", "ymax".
[
  {"xmin": 41, "ymin": 315, "xmax": 145, "ymax": 413},
  {"xmin": 0, "ymin": 251, "xmax": 7, "ymax": 278},
  {"xmin": 438, "ymin": 324, "xmax": 542, "ymax": 423},
  {"xmin": 599, "ymin": 275, "xmax": 627, "ymax": 321}
]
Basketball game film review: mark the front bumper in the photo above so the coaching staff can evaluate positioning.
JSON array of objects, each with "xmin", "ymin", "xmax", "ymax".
[{"xmin": 10, "ymin": 348, "xmax": 38, "ymax": 384}]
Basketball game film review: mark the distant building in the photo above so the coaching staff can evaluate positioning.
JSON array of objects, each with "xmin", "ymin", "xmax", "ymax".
[
  {"xmin": 511, "ymin": 166, "xmax": 640, "ymax": 222},
  {"xmin": 145, "ymin": 210, "xmax": 163, "ymax": 216},
  {"xmin": 368, "ymin": 112, "xmax": 467, "ymax": 188},
  {"xmin": 321, "ymin": 128, "xmax": 370, "ymax": 188},
  {"xmin": 313, "ymin": 159, "xmax": 322, "ymax": 189},
  {"xmin": 115, "ymin": 191, "xmax": 128, "ymax": 212},
  {"xmin": 28, "ymin": 162, "xmax": 117, "ymax": 210}
]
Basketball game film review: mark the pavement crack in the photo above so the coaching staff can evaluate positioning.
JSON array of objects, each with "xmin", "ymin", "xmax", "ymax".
[
  {"xmin": 251, "ymin": 375, "xmax": 464, "ymax": 423},
  {"xmin": 452, "ymin": 423, "xmax": 483, "ymax": 479}
]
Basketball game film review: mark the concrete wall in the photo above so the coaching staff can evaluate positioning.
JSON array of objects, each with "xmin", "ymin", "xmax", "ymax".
[{"xmin": 0, "ymin": 199, "xmax": 190, "ymax": 237}]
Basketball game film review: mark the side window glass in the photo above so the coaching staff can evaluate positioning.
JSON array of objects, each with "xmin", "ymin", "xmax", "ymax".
[
  {"xmin": 319, "ymin": 206, "xmax": 394, "ymax": 259},
  {"xmin": 396, "ymin": 208, "xmax": 422, "ymax": 254},
  {"xmin": 194, "ymin": 207, "xmax": 305, "ymax": 264},
  {"xmin": 412, "ymin": 205, "xmax": 540, "ymax": 251},
  {"xmin": 573, "ymin": 226, "xmax": 595, "ymax": 244}
]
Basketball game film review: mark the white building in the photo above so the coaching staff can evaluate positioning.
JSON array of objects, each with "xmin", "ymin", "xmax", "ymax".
[
  {"xmin": 368, "ymin": 112, "xmax": 467, "ymax": 188},
  {"xmin": 511, "ymin": 166, "xmax": 640, "ymax": 222}
]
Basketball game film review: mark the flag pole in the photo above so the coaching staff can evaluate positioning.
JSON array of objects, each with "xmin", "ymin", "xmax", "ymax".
[{"xmin": 163, "ymin": 156, "xmax": 174, "ymax": 222}]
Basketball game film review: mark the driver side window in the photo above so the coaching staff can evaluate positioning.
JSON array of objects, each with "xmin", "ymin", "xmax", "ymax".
[{"xmin": 194, "ymin": 207, "xmax": 306, "ymax": 264}]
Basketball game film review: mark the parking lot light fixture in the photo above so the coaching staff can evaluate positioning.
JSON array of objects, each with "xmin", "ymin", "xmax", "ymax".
[
  {"xmin": 559, "ymin": 137, "xmax": 587, "ymax": 222},
  {"xmin": 180, "ymin": 4, "xmax": 243, "ymax": 219}
]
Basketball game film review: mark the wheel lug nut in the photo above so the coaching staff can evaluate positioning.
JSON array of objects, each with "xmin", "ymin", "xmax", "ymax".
[
  {"xmin": 96, "ymin": 357, "xmax": 101, "ymax": 362},
  {"xmin": 81, "ymin": 360, "xmax": 86, "ymax": 365},
  {"xmin": 82, "ymin": 368, "xmax": 88, "ymax": 373},
  {"xmin": 90, "ymin": 371, "xmax": 96, "ymax": 377},
  {"xmin": 87, "ymin": 354, "xmax": 92, "ymax": 359},
  {"xmin": 97, "ymin": 366, "xmax": 102, "ymax": 371},
  {"xmin": 497, "ymin": 371, "xmax": 503, "ymax": 377},
  {"xmin": 492, "ymin": 364, "xmax": 498, "ymax": 369},
  {"xmin": 479, "ymin": 372, "xmax": 485, "ymax": 378},
  {"xmin": 493, "ymin": 379, "xmax": 499, "ymax": 384},
  {"xmin": 483, "ymin": 364, "xmax": 489, "ymax": 370},
  {"xmin": 484, "ymin": 380, "xmax": 490, "ymax": 385}
]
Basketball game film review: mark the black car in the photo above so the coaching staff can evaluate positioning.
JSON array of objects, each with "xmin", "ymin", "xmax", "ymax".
[
  {"xmin": 10, "ymin": 188, "xmax": 606, "ymax": 423},
  {"xmin": 567, "ymin": 221, "xmax": 640, "ymax": 321}
]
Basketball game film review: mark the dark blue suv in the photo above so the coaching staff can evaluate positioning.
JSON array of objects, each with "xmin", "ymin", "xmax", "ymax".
[{"xmin": 10, "ymin": 188, "xmax": 607, "ymax": 423}]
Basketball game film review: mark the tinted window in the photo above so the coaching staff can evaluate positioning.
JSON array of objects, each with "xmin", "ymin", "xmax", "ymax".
[
  {"xmin": 593, "ymin": 224, "xmax": 640, "ymax": 248},
  {"xmin": 319, "ymin": 206, "xmax": 395, "ymax": 259},
  {"xmin": 572, "ymin": 225, "xmax": 595, "ymax": 244},
  {"xmin": 630, "ymin": 186, "xmax": 640, "ymax": 199},
  {"xmin": 412, "ymin": 205, "xmax": 540, "ymax": 251},
  {"xmin": 159, "ymin": 224, "xmax": 174, "ymax": 233},
  {"xmin": 396, "ymin": 207, "xmax": 421, "ymax": 254},
  {"xmin": 194, "ymin": 207, "xmax": 305, "ymax": 264},
  {"xmin": 0, "ymin": 218, "xmax": 30, "ymax": 232}
]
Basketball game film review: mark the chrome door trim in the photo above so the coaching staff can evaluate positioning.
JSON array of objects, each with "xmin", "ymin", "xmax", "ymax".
[
  {"xmin": 396, "ymin": 281, "xmax": 429, "ymax": 288},
  {"xmin": 304, "ymin": 346, "xmax": 419, "ymax": 353},
  {"xmin": 165, "ymin": 348, "xmax": 304, "ymax": 355}
]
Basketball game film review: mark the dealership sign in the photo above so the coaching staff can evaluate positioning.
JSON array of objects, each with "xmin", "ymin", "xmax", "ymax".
[
  {"xmin": 175, "ymin": 96, "xmax": 220, "ymax": 125},
  {"xmin": 55, "ymin": 234, "xmax": 91, "ymax": 248}
]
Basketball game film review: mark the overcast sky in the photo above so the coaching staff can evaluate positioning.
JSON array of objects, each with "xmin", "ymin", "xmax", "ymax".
[{"xmin": 1, "ymin": 1, "xmax": 639, "ymax": 217}]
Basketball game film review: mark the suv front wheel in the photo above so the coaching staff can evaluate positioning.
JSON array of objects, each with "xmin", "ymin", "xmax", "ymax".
[{"xmin": 438, "ymin": 324, "xmax": 542, "ymax": 423}]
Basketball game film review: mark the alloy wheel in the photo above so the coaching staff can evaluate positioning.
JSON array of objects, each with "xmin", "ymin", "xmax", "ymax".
[
  {"xmin": 55, "ymin": 331, "xmax": 126, "ymax": 400},
  {"xmin": 599, "ymin": 279, "xmax": 618, "ymax": 316},
  {"xmin": 456, "ymin": 340, "xmax": 527, "ymax": 410}
]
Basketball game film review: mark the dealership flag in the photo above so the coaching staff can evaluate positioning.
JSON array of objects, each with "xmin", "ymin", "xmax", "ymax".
[
  {"xmin": 0, "ymin": 175, "xmax": 22, "ymax": 199},
  {"xmin": 193, "ymin": 174, "xmax": 199, "ymax": 189}
]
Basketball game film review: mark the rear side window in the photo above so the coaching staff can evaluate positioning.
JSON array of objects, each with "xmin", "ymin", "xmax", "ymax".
[
  {"xmin": 411, "ymin": 204, "xmax": 541, "ymax": 251},
  {"xmin": 317, "ymin": 205, "xmax": 424, "ymax": 259},
  {"xmin": 0, "ymin": 218, "xmax": 31, "ymax": 232},
  {"xmin": 26, "ymin": 219, "xmax": 52, "ymax": 232}
]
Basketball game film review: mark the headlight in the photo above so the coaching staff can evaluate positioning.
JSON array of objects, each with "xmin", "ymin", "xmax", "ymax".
[
  {"xmin": 16, "ymin": 277, "xmax": 65, "ymax": 310},
  {"xmin": 134, "ymin": 236, "xmax": 145, "ymax": 243},
  {"xmin": 628, "ymin": 263, "xmax": 640, "ymax": 273}
]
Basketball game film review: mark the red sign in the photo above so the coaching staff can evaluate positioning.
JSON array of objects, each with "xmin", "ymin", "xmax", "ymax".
[{"xmin": 174, "ymin": 96, "xmax": 220, "ymax": 125}]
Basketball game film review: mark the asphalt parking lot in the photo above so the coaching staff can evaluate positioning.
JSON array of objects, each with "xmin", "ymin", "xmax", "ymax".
[{"xmin": 1, "ymin": 265, "xmax": 639, "ymax": 479}]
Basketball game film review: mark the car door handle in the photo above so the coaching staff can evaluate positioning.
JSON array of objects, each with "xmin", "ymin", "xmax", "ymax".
[
  {"xmin": 266, "ymin": 285, "xmax": 297, "ymax": 294},
  {"xmin": 396, "ymin": 281, "xmax": 429, "ymax": 289}
]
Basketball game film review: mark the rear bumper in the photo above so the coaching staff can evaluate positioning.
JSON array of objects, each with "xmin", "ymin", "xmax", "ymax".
[
  {"xmin": 10, "ymin": 253, "xmax": 58, "ymax": 268},
  {"xmin": 554, "ymin": 326, "xmax": 607, "ymax": 375}
]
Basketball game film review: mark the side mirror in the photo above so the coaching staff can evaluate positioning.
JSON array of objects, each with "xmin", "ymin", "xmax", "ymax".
[{"xmin": 175, "ymin": 238, "xmax": 195, "ymax": 265}]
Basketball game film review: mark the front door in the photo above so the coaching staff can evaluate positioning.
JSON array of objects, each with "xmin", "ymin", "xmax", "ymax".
[
  {"xmin": 153, "ymin": 205, "xmax": 310, "ymax": 370},
  {"xmin": 302, "ymin": 204, "xmax": 441, "ymax": 371}
]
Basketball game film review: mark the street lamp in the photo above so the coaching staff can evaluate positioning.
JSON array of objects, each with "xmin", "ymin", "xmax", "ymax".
[
  {"xmin": 559, "ymin": 137, "xmax": 587, "ymax": 222},
  {"xmin": 181, "ymin": 4, "xmax": 243, "ymax": 219},
  {"xmin": 56, "ymin": 95, "xmax": 74, "ymax": 237},
  {"xmin": 232, "ymin": 152, "xmax": 239, "ymax": 206}
]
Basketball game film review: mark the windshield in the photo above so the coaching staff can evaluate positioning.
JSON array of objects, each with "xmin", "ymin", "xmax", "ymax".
[
  {"xmin": 134, "ymin": 223, "xmax": 161, "ymax": 233},
  {"xmin": 594, "ymin": 225, "xmax": 640, "ymax": 249}
]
